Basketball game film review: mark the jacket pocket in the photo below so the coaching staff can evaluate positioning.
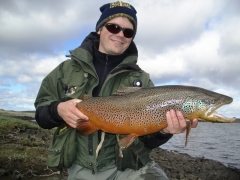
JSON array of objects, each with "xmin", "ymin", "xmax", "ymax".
[
  {"xmin": 115, "ymin": 138, "xmax": 152, "ymax": 171},
  {"xmin": 120, "ymin": 71, "xmax": 143, "ymax": 88},
  {"xmin": 60, "ymin": 75, "xmax": 89, "ymax": 100},
  {"xmin": 46, "ymin": 124, "xmax": 77, "ymax": 169}
]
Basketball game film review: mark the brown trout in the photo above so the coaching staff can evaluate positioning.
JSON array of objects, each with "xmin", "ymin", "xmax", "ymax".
[{"xmin": 76, "ymin": 85, "xmax": 236, "ymax": 150}]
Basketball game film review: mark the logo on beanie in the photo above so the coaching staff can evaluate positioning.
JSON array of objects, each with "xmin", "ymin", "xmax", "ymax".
[{"xmin": 110, "ymin": 1, "xmax": 131, "ymax": 9}]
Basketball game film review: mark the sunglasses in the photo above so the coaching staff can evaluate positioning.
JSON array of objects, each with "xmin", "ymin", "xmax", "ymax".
[{"xmin": 104, "ymin": 23, "xmax": 135, "ymax": 38}]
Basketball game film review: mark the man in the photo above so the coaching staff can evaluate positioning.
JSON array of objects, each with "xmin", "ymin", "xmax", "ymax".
[{"xmin": 35, "ymin": 1, "xmax": 198, "ymax": 179}]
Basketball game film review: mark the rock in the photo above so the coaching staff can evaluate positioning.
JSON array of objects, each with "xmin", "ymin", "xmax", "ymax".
[
  {"xmin": 0, "ymin": 168, "xmax": 7, "ymax": 176},
  {"xmin": 150, "ymin": 148, "xmax": 240, "ymax": 180}
]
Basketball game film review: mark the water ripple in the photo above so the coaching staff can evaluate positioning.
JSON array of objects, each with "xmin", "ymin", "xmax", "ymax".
[{"xmin": 161, "ymin": 122, "xmax": 240, "ymax": 169}]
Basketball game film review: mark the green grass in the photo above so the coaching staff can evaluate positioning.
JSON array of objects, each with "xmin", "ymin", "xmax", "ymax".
[
  {"xmin": 0, "ymin": 109, "xmax": 35, "ymax": 117},
  {"xmin": 0, "ymin": 115, "xmax": 39, "ymax": 134},
  {"xmin": 0, "ymin": 144, "xmax": 47, "ymax": 161},
  {"xmin": 0, "ymin": 111, "xmax": 62, "ymax": 179}
]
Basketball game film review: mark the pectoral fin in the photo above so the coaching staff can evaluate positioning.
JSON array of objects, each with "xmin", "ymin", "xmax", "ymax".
[
  {"xmin": 185, "ymin": 120, "xmax": 192, "ymax": 147},
  {"xmin": 76, "ymin": 119, "xmax": 99, "ymax": 135}
]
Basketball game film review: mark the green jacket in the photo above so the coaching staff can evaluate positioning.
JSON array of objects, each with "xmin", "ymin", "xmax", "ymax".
[{"xmin": 35, "ymin": 32, "xmax": 171, "ymax": 172}]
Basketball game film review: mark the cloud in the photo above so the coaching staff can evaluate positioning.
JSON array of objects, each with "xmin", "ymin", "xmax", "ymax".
[
  {"xmin": 134, "ymin": 0, "xmax": 226, "ymax": 53},
  {"xmin": 0, "ymin": 0, "xmax": 239, "ymax": 118},
  {"xmin": 0, "ymin": 88, "xmax": 37, "ymax": 111},
  {"xmin": 0, "ymin": 54, "xmax": 66, "ymax": 82},
  {"xmin": 0, "ymin": 0, "xmax": 101, "ymax": 57}
]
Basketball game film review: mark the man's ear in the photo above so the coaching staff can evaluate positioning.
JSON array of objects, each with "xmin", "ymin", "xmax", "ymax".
[{"xmin": 97, "ymin": 27, "xmax": 102, "ymax": 35}]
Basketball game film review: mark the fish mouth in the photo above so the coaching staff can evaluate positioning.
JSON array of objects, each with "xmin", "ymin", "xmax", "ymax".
[
  {"xmin": 201, "ymin": 111, "xmax": 236, "ymax": 123},
  {"xmin": 203, "ymin": 98, "xmax": 236, "ymax": 123}
]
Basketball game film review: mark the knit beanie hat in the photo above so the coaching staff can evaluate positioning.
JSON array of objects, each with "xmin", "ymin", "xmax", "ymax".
[{"xmin": 96, "ymin": 1, "xmax": 137, "ymax": 34}]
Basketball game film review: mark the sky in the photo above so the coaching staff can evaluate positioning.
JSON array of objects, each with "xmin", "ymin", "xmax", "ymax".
[{"xmin": 0, "ymin": 0, "xmax": 239, "ymax": 118}]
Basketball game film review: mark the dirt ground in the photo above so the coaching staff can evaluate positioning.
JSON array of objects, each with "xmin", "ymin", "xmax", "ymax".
[{"xmin": 0, "ymin": 112, "xmax": 239, "ymax": 180}]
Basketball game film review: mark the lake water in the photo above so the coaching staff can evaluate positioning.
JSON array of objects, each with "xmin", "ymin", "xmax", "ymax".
[{"xmin": 160, "ymin": 122, "xmax": 240, "ymax": 169}]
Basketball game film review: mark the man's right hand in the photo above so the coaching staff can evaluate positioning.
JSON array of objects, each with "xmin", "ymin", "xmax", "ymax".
[{"xmin": 57, "ymin": 99, "xmax": 88, "ymax": 128}]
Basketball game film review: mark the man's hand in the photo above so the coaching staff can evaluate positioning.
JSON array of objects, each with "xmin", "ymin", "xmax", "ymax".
[
  {"xmin": 161, "ymin": 109, "xmax": 198, "ymax": 134},
  {"xmin": 57, "ymin": 99, "xmax": 88, "ymax": 128}
]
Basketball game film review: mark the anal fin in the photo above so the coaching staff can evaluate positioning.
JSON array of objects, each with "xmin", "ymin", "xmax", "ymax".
[
  {"xmin": 185, "ymin": 120, "xmax": 192, "ymax": 147},
  {"xmin": 118, "ymin": 134, "xmax": 138, "ymax": 150}
]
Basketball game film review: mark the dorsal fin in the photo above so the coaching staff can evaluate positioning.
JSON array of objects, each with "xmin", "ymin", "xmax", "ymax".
[
  {"xmin": 112, "ymin": 87, "xmax": 142, "ymax": 96},
  {"xmin": 82, "ymin": 94, "xmax": 91, "ymax": 100}
]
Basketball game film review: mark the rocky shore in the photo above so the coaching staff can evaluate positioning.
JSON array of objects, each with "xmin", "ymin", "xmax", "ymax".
[
  {"xmin": 0, "ymin": 111, "xmax": 239, "ymax": 180},
  {"xmin": 150, "ymin": 148, "xmax": 240, "ymax": 180}
]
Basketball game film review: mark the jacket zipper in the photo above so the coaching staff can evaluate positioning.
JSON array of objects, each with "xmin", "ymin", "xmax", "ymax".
[
  {"xmin": 100, "ymin": 55, "xmax": 108, "ymax": 92},
  {"xmin": 96, "ymin": 55, "xmax": 109, "ymax": 97},
  {"xmin": 97, "ymin": 55, "xmax": 108, "ymax": 144}
]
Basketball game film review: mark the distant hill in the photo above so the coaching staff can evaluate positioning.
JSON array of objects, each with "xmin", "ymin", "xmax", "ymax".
[
  {"xmin": 0, "ymin": 109, "xmax": 35, "ymax": 117},
  {"xmin": 235, "ymin": 118, "xmax": 240, "ymax": 123}
]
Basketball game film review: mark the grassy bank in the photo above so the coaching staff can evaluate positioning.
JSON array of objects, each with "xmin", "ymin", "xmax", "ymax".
[
  {"xmin": 0, "ymin": 109, "xmax": 35, "ymax": 117},
  {"xmin": 0, "ymin": 113, "xmax": 64, "ymax": 179}
]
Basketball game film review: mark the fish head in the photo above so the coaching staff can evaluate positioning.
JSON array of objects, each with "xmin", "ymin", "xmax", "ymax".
[{"xmin": 182, "ymin": 91, "xmax": 236, "ymax": 123}]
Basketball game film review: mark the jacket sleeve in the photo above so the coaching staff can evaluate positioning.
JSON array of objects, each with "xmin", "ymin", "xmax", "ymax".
[
  {"xmin": 140, "ymin": 133, "xmax": 173, "ymax": 150},
  {"xmin": 35, "ymin": 101, "xmax": 64, "ymax": 129},
  {"xmin": 34, "ymin": 62, "xmax": 66, "ymax": 129}
]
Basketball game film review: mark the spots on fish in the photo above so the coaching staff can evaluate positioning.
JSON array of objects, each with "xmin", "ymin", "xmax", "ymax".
[
  {"xmin": 181, "ymin": 99, "xmax": 214, "ymax": 116},
  {"xmin": 81, "ymin": 91, "xmax": 172, "ymax": 130},
  {"xmin": 77, "ymin": 85, "xmax": 235, "ymax": 136},
  {"xmin": 144, "ymin": 127, "xmax": 148, "ymax": 132}
]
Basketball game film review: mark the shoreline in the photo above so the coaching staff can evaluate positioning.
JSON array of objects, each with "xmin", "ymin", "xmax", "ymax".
[
  {"xmin": 150, "ymin": 148, "xmax": 240, "ymax": 180},
  {"xmin": 0, "ymin": 112, "xmax": 240, "ymax": 179}
]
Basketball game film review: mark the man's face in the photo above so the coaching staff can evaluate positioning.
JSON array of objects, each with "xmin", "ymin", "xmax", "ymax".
[{"xmin": 97, "ymin": 17, "xmax": 134, "ymax": 55}]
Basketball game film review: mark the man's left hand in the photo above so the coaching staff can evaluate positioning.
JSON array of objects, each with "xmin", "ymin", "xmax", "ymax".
[{"xmin": 161, "ymin": 109, "xmax": 198, "ymax": 134}]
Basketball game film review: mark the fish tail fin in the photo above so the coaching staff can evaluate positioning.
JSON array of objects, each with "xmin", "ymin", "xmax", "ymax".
[
  {"xmin": 185, "ymin": 120, "xmax": 192, "ymax": 147},
  {"xmin": 118, "ymin": 134, "xmax": 138, "ymax": 150},
  {"xmin": 76, "ymin": 119, "xmax": 99, "ymax": 135}
]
